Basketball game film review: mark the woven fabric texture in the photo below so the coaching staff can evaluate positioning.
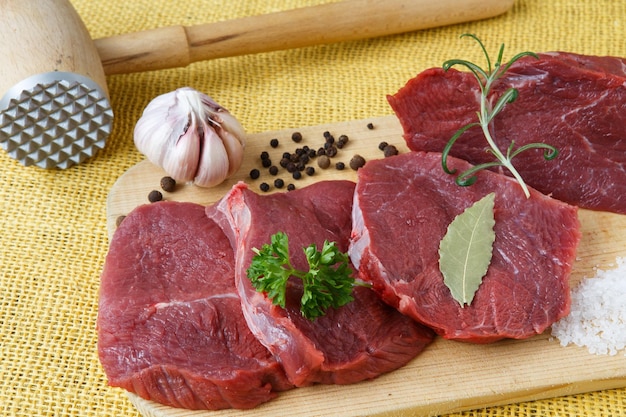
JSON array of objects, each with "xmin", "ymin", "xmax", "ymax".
[{"xmin": 1, "ymin": 0, "xmax": 625, "ymax": 416}]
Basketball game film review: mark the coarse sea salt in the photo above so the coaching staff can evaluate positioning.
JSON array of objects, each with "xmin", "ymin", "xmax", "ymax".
[{"xmin": 551, "ymin": 257, "xmax": 626, "ymax": 356}]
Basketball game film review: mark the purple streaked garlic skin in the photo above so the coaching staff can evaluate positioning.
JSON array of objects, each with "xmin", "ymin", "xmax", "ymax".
[{"xmin": 134, "ymin": 87, "xmax": 246, "ymax": 188}]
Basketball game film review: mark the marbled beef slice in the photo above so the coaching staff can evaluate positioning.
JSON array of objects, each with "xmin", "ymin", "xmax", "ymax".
[
  {"xmin": 387, "ymin": 52, "xmax": 626, "ymax": 214},
  {"xmin": 349, "ymin": 152, "xmax": 581, "ymax": 343},
  {"xmin": 98, "ymin": 201, "xmax": 293, "ymax": 410},
  {"xmin": 207, "ymin": 180, "xmax": 435, "ymax": 387}
]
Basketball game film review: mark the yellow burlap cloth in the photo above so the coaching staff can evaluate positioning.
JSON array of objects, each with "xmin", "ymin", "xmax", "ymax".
[{"xmin": 1, "ymin": 0, "xmax": 624, "ymax": 415}]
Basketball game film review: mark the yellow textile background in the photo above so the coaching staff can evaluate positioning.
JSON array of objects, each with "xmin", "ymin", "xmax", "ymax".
[{"xmin": 1, "ymin": 0, "xmax": 625, "ymax": 416}]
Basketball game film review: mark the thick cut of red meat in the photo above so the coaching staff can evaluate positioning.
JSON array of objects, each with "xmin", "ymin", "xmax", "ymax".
[
  {"xmin": 98, "ymin": 201, "xmax": 293, "ymax": 410},
  {"xmin": 349, "ymin": 152, "xmax": 581, "ymax": 343},
  {"xmin": 387, "ymin": 52, "xmax": 626, "ymax": 214},
  {"xmin": 207, "ymin": 181, "xmax": 434, "ymax": 387}
]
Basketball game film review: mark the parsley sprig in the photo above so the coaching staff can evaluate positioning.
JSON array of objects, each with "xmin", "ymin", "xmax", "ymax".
[
  {"xmin": 246, "ymin": 232, "xmax": 359, "ymax": 320},
  {"xmin": 441, "ymin": 34, "xmax": 558, "ymax": 198}
]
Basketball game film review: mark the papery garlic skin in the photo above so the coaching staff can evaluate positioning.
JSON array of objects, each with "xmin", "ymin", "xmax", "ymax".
[{"xmin": 133, "ymin": 87, "xmax": 246, "ymax": 187}]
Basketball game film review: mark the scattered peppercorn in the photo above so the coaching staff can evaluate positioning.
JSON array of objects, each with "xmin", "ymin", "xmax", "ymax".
[
  {"xmin": 326, "ymin": 145, "xmax": 338, "ymax": 157},
  {"xmin": 292, "ymin": 132, "xmax": 303, "ymax": 143},
  {"xmin": 378, "ymin": 141, "xmax": 388, "ymax": 151},
  {"xmin": 287, "ymin": 184, "xmax": 296, "ymax": 191},
  {"xmin": 317, "ymin": 155, "xmax": 330, "ymax": 169},
  {"xmin": 367, "ymin": 122, "xmax": 375, "ymax": 130},
  {"xmin": 269, "ymin": 165, "xmax": 279, "ymax": 175},
  {"xmin": 336, "ymin": 135, "xmax": 349, "ymax": 149},
  {"xmin": 293, "ymin": 170, "xmax": 302, "ymax": 180},
  {"xmin": 305, "ymin": 166, "xmax": 315, "ymax": 176},
  {"xmin": 349, "ymin": 154, "xmax": 366, "ymax": 170},
  {"xmin": 260, "ymin": 151, "xmax": 270, "ymax": 160},
  {"xmin": 160, "ymin": 176, "xmax": 176, "ymax": 192},
  {"xmin": 260, "ymin": 182, "xmax": 270, "ymax": 192},
  {"xmin": 262, "ymin": 158, "xmax": 272, "ymax": 168},
  {"xmin": 383, "ymin": 145, "xmax": 399, "ymax": 157},
  {"xmin": 250, "ymin": 168, "xmax": 260, "ymax": 179},
  {"xmin": 148, "ymin": 190, "xmax": 163, "ymax": 202},
  {"xmin": 317, "ymin": 147, "xmax": 326, "ymax": 156},
  {"xmin": 270, "ymin": 138, "xmax": 279, "ymax": 148},
  {"xmin": 115, "ymin": 215, "xmax": 126, "ymax": 227},
  {"xmin": 282, "ymin": 151, "xmax": 291, "ymax": 159},
  {"xmin": 335, "ymin": 161, "xmax": 345, "ymax": 170},
  {"xmin": 274, "ymin": 178, "xmax": 285, "ymax": 189}
]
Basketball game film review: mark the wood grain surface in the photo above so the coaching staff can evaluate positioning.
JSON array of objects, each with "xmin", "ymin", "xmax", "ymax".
[{"xmin": 106, "ymin": 115, "xmax": 626, "ymax": 417}]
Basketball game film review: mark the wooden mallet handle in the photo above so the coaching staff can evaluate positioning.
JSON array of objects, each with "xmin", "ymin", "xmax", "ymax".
[{"xmin": 96, "ymin": 0, "xmax": 515, "ymax": 75}]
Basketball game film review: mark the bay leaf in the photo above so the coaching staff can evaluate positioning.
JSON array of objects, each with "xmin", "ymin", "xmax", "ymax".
[{"xmin": 438, "ymin": 192, "xmax": 496, "ymax": 307}]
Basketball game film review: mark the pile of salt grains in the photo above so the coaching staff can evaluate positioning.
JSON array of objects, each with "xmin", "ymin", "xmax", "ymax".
[{"xmin": 551, "ymin": 257, "xmax": 626, "ymax": 356}]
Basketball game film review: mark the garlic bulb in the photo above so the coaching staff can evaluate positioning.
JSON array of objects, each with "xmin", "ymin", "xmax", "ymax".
[{"xmin": 133, "ymin": 87, "xmax": 246, "ymax": 188}]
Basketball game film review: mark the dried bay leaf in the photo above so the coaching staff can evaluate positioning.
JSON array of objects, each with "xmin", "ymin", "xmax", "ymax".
[{"xmin": 438, "ymin": 192, "xmax": 496, "ymax": 306}]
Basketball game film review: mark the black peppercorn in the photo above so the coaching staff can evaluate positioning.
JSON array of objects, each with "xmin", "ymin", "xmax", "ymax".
[
  {"xmin": 270, "ymin": 138, "xmax": 279, "ymax": 148},
  {"xmin": 305, "ymin": 166, "xmax": 315, "ymax": 176},
  {"xmin": 326, "ymin": 146, "xmax": 338, "ymax": 157},
  {"xmin": 148, "ymin": 190, "xmax": 163, "ymax": 203},
  {"xmin": 292, "ymin": 170, "xmax": 302, "ymax": 180},
  {"xmin": 269, "ymin": 166, "xmax": 279, "ymax": 175},
  {"xmin": 274, "ymin": 178, "xmax": 285, "ymax": 189},
  {"xmin": 160, "ymin": 176, "xmax": 176, "ymax": 192},
  {"xmin": 260, "ymin": 182, "xmax": 270, "ymax": 192},
  {"xmin": 378, "ymin": 141, "xmax": 388, "ymax": 151},
  {"xmin": 383, "ymin": 145, "xmax": 399, "ymax": 157},
  {"xmin": 336, "ymin": 135, "xmax": 349, "ymax": 149},
  {"xmin": 292, "ymin": 132, "xmax": 303, "ymax": 143},
  {"xmin": 250, "ymin": 168, "xmax": 260, "ymax": 179},
  {"xmin": 349, "ymin": 154, "xmax": 366, "ymax": 170},
  {"xmin": 287, "ymin": 183, "xmax": 296, "ymax": 191},
  {"xmin": 260, "ymin": 151, "xmax": 270, "ymax": 160},
  {"xmin": 335, "ymin": 161, "xmax": 345, "ymax": 170},
  {"xmin": 115, "ymin": 215, "xmax": 126, "ymax": 227},
  {"xmin": 262, "ymin": 158, "xmax": 272, "ymax": 168},
  {"xmin": 367, "ymin": 122, "xmax": 374, "ymax": 130}
]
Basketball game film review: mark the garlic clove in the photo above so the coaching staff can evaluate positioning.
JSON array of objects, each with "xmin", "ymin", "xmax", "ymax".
[
  {"xmin": 160, "ymin": 114, "xmax": 201, "ymax": 183},
  {"xmin": 133, "ymin": 87, "xmax": 246, "ymax": 187},
  {"xmin": 194, "ymin": 123, "xmax": 230, "ymax": 188}
]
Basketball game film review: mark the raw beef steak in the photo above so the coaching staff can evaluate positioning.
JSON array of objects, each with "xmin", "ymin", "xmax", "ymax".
[
  {"xmin": 207, "ymin": 181, "xmax": 434, "ymax": 387},
  {"xmin": 349, "ymin": 152, "xmax": 581, "ymax": 343},
  {"xmin": 387, "ymin": 52, "xmax": 626, "ymax": 214},
  {"xmin": 98, "ymin": 201, "xmax": 293, "ymax": 410}
]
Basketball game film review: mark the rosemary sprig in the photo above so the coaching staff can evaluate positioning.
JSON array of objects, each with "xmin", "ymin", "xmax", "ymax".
[{"xmin": 441, "ymin": 34, "xmax": 558, "ymax": 198}]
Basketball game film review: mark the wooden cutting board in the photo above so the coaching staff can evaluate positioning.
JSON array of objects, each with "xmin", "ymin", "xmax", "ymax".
[{"xmin": 106, "ymin": 115, "xmax": 626, "ymax": 417}]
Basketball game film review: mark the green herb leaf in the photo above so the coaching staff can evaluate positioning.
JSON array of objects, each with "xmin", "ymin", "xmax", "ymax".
[
  {"xmin": 247, "ymin": 232, "xmax": 358, "ymax": 320},
  {"xmin": 439, "ymin": 192, "xmax": 496, "ymax": 307}
]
